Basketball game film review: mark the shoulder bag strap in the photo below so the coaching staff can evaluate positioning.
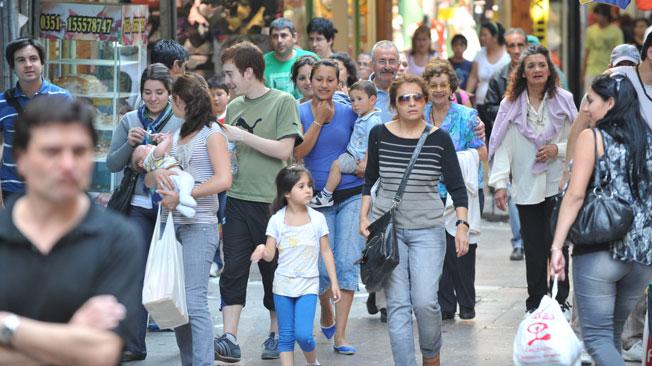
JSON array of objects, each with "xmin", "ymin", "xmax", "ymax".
[
  {"xmin": 391, "ymin": 128, "xmax": 430, "ymax": 207},
  {"xmin": 591, "ymin": 128, "xmax": 602, "ymax": 189},
  {"xmin": 4, "ymin": 88, "xmax": 24, "ymax": 114}
]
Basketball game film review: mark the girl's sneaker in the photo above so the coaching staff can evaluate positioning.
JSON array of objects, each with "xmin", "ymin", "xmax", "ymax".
[{"xmin": 310, "ymin": 191, "xmax": 333, "ymax": 208}]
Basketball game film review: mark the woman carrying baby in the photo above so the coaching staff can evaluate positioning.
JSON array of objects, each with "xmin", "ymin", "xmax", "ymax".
[
  {"xmin": 106, "ymin": 63, "xmax": 184, "ymax": 360},
  {"xmin": 145, "ymin": 72, "xmax": 232, "ymax": 366}
]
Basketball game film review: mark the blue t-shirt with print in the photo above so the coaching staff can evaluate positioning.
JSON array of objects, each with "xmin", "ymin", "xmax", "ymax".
[{"xmin": 298, "ymin": 101, "xmax": 363, "ymax": 191}]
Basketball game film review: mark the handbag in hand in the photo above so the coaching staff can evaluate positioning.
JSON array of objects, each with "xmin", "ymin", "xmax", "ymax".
[
  {"xmin": 550, "ymin": 129, "xmax": 634, "ymax": 245},
  {"xmin": 107, "ymin": 167, "xmax": 140, "ymax": 215},
  {"xmin": 357, "ymin": 129, "xmax": 429, "ymax": 292}
]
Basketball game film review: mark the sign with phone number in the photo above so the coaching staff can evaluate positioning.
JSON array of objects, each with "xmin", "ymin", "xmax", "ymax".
[{"xmin": 39, "ymin": 2, "xmax": 148, "ymax": 45}]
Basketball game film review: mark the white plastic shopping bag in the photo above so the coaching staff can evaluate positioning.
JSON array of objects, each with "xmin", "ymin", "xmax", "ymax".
[
  {"xmin": 514, "ymin": 276, "xmax": 582, "ymax": 366},
  {"xmin": 142, "ymin": 207, "xmax": 189, "ymax": 329}
]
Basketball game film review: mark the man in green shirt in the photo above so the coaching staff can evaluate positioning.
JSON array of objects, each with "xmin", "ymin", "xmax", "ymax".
[
  {"xmin": 215, "ymin": 41, "xmax": 303, "ymax": 363},
  {"xmin": 263, "ymin": 18, "xmax": 318, "ymax": 99},
  {"xmin": 583, "ymin": 4, "xmax": 624, "ymax": 91}
]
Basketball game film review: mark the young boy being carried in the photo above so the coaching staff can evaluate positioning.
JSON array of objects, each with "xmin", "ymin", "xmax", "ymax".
[
  {"xmin": 131, "ymin": 133, "xmax": 197, "ymax": 217},
  {"xmin": 311, "ymin": 80, "xmax": 383, "ymax": 208}
]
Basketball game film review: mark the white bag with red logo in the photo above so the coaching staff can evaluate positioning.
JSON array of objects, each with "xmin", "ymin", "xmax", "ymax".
[{"xmin": 513, "ymin": 276, "xmax": 582, "ymax": 366}]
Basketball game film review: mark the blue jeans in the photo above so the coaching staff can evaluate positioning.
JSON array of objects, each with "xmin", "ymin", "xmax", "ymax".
[
  {"xmin": 125, "ymin": 205, "xmax": 158, "ymax": 355},
  {"xmin": 385, "ymin": 226, "xmax": 447, "ymax": 366},
  {"xmin": 574, "ymin": 250, "xmax": 652, "ymax": 366},
  {"xmin": 171, "ymin": 223, "xmax": 218, "ymax": 366},
  {"xmin": 317, "ymin": 194, "xmax": 364, "ymax": 293},
  {"xmin": 507, "ymin": 185, "xmax": 523, "ymax": 249},
  {"xmin": 273, "ymin": 294, "xmax": 318, "ymax": 353}
]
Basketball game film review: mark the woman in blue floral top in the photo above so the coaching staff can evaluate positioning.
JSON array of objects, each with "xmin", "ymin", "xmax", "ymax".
[{"xmin": 423, "ymin": 59, "xmax": 487, "ymax": 320}]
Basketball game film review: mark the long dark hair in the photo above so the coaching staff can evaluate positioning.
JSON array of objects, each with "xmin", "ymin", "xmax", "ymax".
[
  {"xmin": 590, "ymin": 74, "xmax": 651, "ymax": 199},
  {"xmin": 480, "ymin": 21, "xmax": 506, "ymax": 45},
  {"xmin": 505, "ymin": 45, "xmax": 559, "ymax": 102},
  {"xmin": 271, "ymin": 165, "xmax": 314, "ymax": 213},
  {"xmin": 330, "ymin": 52, "xmax": 358, "ymax": 87},
  {"xmin": 172, "ymin": 73, "xmax": 216, "ymax": 138}
]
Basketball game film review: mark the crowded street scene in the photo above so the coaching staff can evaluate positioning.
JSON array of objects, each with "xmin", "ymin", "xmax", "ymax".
[{"xmin": 2, "ymin": 0, "xmax": 652, "ymax": 365}]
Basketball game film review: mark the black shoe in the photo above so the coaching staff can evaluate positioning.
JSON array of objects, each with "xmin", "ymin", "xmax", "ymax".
[
  {"xmin": 441, "ymin": 311, "xmax": 455, "ymax": 320},
  {"xmin": 366, "ymin": 293, "xmax": 379, "ymax": 315},
  {"xmin": 459, "ymin": 309, "xmax": 475, "ymax": 320},
  {"xmin": 121, "ymin": 351, "xmax": 146, "ymax": 362},
  {"xmin": 380, "ymin": 308, "xmax": 387, "ymax": 323},
  {"xmin": 510, "ymin": 248, "xmax": 524, "ymax": 261}
]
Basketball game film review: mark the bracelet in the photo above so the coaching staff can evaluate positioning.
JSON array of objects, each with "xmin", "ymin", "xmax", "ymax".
[
  {"xmin": 455, "ymin": 219, "xmax": 470, "ymax": 229},
  {"xmin": 313, "ymin": 121, "xmax": 323, "ymax": 127},
  {"xmin": 551, "ymin": 247, "xmax": 563, "ymax": 252}
]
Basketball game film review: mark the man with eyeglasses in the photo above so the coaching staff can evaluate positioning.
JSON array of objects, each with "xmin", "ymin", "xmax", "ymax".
[{"xmin": 369, "ymin": 41, "xmax": 401, "ymax": 123}]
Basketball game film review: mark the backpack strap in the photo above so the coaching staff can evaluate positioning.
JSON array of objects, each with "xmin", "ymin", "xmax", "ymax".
[{"xmin": 4, "ymin": 88, "xmax": 24, "ymax": 115}]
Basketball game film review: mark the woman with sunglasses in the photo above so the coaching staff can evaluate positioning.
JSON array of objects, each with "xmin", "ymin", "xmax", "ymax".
[
  {"xmin": 488, "ymin": 45, "xmax": 576, "ymax": 316},
  {"xmin": 550, "ymin": 74, "xmax": 652, "ymax": 365},
  {"xmin": 360, "ymin": 74, "xmax": 469, "ymax": 366},
  {"xmin": 293, "ymin": 59, "xmax": 362, "ymax": 355},
  {"xmin": 422, "ymin": 59, "xmax": 487, "ymax": 321}
]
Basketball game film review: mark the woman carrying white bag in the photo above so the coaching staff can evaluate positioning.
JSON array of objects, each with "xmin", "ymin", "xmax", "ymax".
[{"xmin": 146, "ymin": 73, "xmax": 232, "ymax": 366}]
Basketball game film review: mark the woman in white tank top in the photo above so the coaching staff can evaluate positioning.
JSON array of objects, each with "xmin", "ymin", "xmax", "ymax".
[{"xmin": 465, "ymin": 22, "xmax": 510, "ymax": 105}]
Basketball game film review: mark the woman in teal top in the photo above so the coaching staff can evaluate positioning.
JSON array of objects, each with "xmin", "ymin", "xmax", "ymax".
[{"xmin": 422, "ymin": 59, "xmax": 487, "ymax": 321}]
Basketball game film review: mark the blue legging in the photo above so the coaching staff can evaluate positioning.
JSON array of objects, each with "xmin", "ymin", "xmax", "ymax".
[{"xmin": 273, "ymin": 294, "xmax": 318, "ymax": 353}]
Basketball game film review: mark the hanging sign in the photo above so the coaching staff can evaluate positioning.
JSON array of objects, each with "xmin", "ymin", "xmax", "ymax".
[
  {"xmin": 530, "ymin": 0, "xmax": 549, "ymax": 46},
  {"xmin": 39, "ymin": 2, "xmax": 148, "ymax": 45}
]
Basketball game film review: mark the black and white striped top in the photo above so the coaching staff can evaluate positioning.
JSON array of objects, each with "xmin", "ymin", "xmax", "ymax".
[{"xmin": 363, "ymin": 124, "xmax": 468, "ymax": 229}]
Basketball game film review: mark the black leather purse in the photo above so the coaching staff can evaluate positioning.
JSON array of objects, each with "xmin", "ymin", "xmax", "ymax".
[
  {"xmin": 357, "ymin": 130, "xmax": 429, "ymax": 292},
  {"xmin": 107, "ymin": 167, "xmax": 140, "ymax": 215},
  {"xmin": 550, "ymin": 129, "xmax": 634, "ymax": 245}
]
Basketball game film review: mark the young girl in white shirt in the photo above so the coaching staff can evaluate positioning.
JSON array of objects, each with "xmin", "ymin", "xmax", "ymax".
[{"xmin": 251, "ymin": 165, "xmax": 341, "ymax": 366}]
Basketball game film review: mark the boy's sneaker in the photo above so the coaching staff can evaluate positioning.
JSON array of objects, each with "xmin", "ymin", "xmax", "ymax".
[
  {"xmin": 214, "ymin": 334, "xmax": 241, "ymax": 363},
  {"xmin": 623, "ymin": 339, "xmax": 643, "ymax": 362},
  {"xmin": 310, "ymin": 192, "xmax": 334, "ymax": 208},
  {"xmin": 261, "ymin": 332, "xmax": 279, "ymax": 359}
]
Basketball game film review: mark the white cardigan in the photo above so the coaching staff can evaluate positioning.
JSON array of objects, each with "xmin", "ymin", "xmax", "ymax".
[{"xmin": 444, "ymin": 149, "xmax": 481, "ymax": 243}]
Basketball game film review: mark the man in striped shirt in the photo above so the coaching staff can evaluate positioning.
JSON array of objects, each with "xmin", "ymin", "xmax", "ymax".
[{"xmin": 1, "ymin": 38, "xmax": 71, "ymax": 205}]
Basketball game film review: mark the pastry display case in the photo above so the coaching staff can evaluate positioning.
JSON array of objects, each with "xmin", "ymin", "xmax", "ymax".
[{"xmin": 38, "ymin": 2, "xmax": 148, "ymax": 196}]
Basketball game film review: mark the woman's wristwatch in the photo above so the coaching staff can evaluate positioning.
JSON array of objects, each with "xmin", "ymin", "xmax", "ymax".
[{"xmin": 455, "ymin": 219, "xmax": 470, "ymax": 229}]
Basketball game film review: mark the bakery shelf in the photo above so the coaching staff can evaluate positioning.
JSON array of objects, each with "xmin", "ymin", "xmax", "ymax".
[{"xmin": 48, "ymin": 59, "xmax": 140, "ymax": 67}]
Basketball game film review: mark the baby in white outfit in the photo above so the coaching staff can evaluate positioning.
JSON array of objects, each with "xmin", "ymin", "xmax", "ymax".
[{"xmin": 131, "ymin": 133, "xmax": 197, "ymax": 218}]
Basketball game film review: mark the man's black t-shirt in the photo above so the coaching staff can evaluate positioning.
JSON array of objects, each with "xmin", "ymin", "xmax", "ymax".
[{"xmin": 0, "ymin": 195, "xmax": 144, "ymax": 342}]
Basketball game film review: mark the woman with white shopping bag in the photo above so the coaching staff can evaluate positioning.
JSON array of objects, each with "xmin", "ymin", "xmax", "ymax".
[
  {"xmin": 550, "ymin": 74, "xmax": 652, "ymax": 366},
  {"xmin": 145, "ymin": 73, "xmax": 232, "ymax": 366}
]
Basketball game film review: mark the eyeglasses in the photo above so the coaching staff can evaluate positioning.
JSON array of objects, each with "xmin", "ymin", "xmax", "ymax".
[
  {"xmin": 429, "ymin": 83, "xmax": 450, "ymax": 91},
  {"xmin": 506, "ymin": 42, "xmax": 526, "ymax": 49},
  {"xmin": 397, "ymin": 93, "xmax": 425, "ymax": 105},
  {"xmin": 375, "ymin": 59, "xmax": 398, "ymax": 66},
  {"xmin": 610, "ymin": 72, "xmax": 626, "ymax": 93}
]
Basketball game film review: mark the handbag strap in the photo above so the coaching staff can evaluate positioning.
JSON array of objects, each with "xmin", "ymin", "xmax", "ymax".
[
  {"xmin": 590, "ymin": 128, "xmax": 603, "ymax": 189},
  {"xmin": 391, "ymin": 128, "xmax": 430, "ymax": 208}
]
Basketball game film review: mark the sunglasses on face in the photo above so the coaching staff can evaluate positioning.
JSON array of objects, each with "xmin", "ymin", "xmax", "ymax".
[{"xmin": 397, "ymin": 93, "xmax": 425, "ymax": 105}]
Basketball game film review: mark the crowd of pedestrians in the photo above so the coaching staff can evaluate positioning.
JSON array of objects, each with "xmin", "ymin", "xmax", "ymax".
[{"xmin": 2, "ymin": 10, "xmax": 652, "ymax": 366}]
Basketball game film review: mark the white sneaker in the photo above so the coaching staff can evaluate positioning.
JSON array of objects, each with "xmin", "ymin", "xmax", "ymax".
[
  {"xmin": 622, "ymin": 339, "xmax": 643, "ymax": 362},
  {"xmin": 310, "ymin": 192, "xmax": 334, "ymax": 208},
  {"xmin": 579, "ymin": 342, "xmax": 593, "ymax": 365}
]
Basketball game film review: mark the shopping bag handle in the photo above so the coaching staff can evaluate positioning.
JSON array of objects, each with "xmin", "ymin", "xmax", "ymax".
[{"xmin": 551, "ymin": 274, "xmax": 559, "ymax": 300}]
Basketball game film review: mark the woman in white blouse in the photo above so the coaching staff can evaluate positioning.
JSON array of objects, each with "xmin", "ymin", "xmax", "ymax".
[{"xmin": 488, "ymin": 45, "xmax": 577, "ymax": 315}]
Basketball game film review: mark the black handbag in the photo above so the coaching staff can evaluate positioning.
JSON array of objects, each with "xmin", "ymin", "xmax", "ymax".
[
  {"xmin": 107, "ymin": 167, "xmax": 140, "ymax": 214},
  {"xmin": 357, "ymin": 130, "xmax": 429, "ymax": 292},
  {"xmin": 550, "ymin": 129, "xmax": 634, "ymax": 245}
]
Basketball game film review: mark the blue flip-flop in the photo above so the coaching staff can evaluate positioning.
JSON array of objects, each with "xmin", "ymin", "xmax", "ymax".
[
  {"xmin": 333, "ymin": 344, "xmax": 356, "ymax": 355},
  {"xmin": 320, "ymin": 323, "xmax": 336, "ymax": 339}
]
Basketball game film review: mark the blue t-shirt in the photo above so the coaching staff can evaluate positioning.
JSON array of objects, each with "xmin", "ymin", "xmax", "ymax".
[
  {"xmin": 347, "ymin": 108, "xmax": 383, "ymax": 160},
  {"xmin": 424, "ymin": 102, "xmax": 484, "ymax": 197},
  {"xmin": 375, "ymin": 87, "xmax": 394, "ymax": 123},
  {"xmin": 298, "ymin": 101, "xmax": 363, "ymax": 191},
  {"xmin": 0, "ymin": 78, "xmax": 71, "ymax": 193},
  {"xmin": 449, "ymin": 58, "xmax": 473, "ymax": 90}
]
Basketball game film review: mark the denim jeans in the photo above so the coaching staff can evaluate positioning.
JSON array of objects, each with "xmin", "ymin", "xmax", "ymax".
[
  {"xmin": 507, "ymin": 185, "xmax": 523, "ymax": 249},
  {"xmin": 317, "ymin": 194, "xmax": 365, "ymax": 293},
  {"xmin": 574, "ymin": 250, "xmax": 652, "ymax": 366},
  {"xmin": 172, "ymin": 223, "xmax": 218, "ymax": 366},
  {"xmin": 125, "ymin": 205, "xmax": 158, "ymax": 355},
  {"xmin": 273, "ymin": 294, "xmax": 318, "ymax": 353},
  {"xmin": 384, "ymin": 226, "xmax": 446, "ymax": 366}
]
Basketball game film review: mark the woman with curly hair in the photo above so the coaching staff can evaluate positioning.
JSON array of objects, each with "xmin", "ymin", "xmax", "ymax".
[
  {"xmin": 488, "ymin": 45, "xmax": 576, "ymax": 316},
  {"xmin": 146, "ymin": 72, "xmax": 232, "ymax": 366}
]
